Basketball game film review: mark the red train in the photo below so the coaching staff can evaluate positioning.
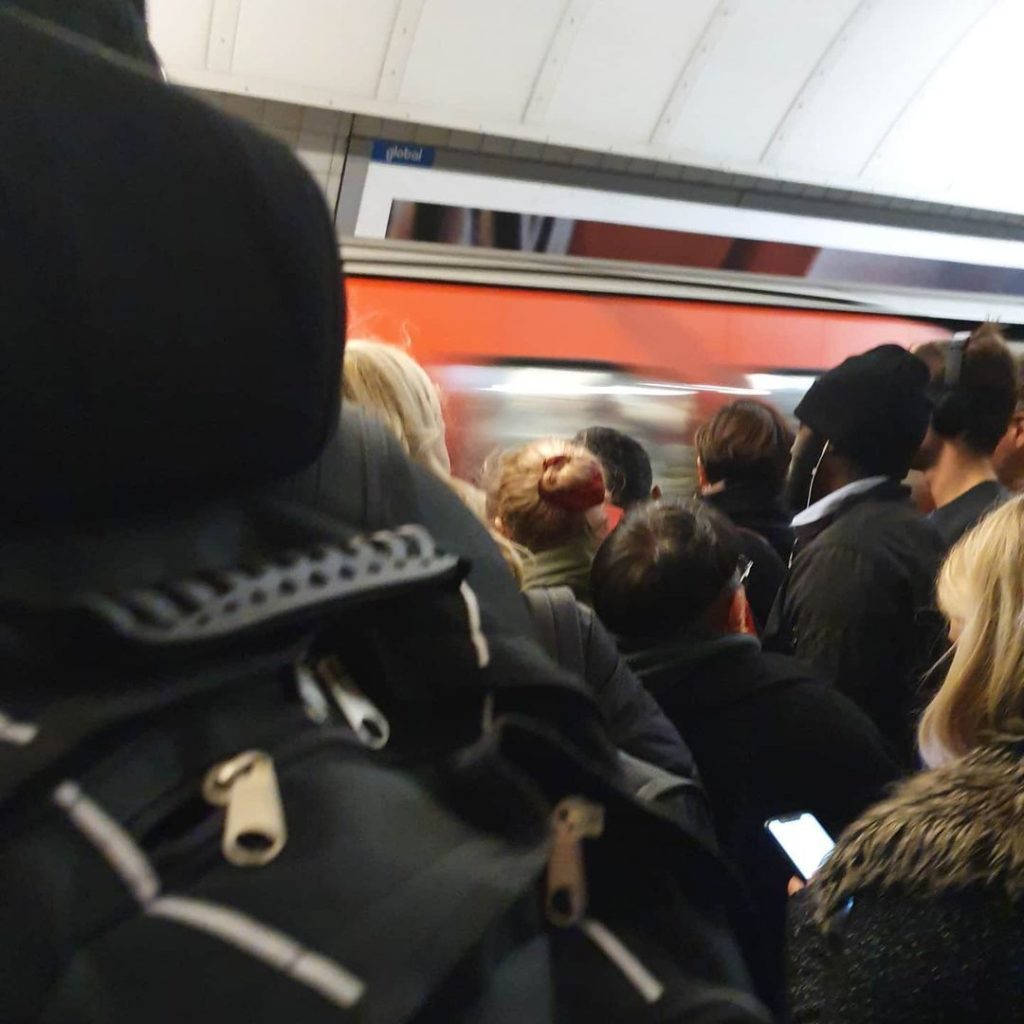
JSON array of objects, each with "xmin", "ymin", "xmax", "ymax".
[{"xmin": 344, "ymin": 246, "xmax": 945, "ymax": 492}]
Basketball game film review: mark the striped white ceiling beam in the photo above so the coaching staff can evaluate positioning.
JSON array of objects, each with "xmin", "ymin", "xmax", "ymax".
[
  {"xmin": 759, "ymin": 0, "xmax": 875, "ymax": 163},
  {"xmin": 523, "ymin": 0, "xmax": 593, "ymax": 124},
  {"xmin": 376, "ymin": 0, "xmax": 428, "ymax": 102},
  {"xmin": 649, "ymin": 0, "xmax": 732, "ymax": 146}
]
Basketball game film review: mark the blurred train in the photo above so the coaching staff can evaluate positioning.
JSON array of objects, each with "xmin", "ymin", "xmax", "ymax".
[{"xmin": 343, "ymin": 239, "xmax": 951, "ymax": 495}]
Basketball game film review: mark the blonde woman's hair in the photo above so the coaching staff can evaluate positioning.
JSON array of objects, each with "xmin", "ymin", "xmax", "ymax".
[
  {"xmin": 484, "ymin": 439, "xmax": 607, "ymax": 553},
  {"xmin": 342, "ymin": 339, "xmax": 523, "ymax": 582},
  {"xmin": 342, "ymin": 340, "xmax": 451, "ymax": 477},
  {"xmin": 918, "ymin": 495, "xmax": 1024, "ymax": 767}
]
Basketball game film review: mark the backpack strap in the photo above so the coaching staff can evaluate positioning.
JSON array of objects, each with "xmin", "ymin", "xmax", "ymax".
[
  {"xmin": 0, "ymin": 525, "xmax": 463, "ymax": 811},
  {"xmin": 523, "ymin": 587, "xmax": 585, "ymax": 678},
  {"xmin": 354, "ymin": 409, "xmax": 396, "ymax": 526}
]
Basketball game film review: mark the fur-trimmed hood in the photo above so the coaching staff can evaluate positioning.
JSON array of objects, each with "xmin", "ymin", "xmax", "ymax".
[{"xmin": 813, "ymin": 736, "xmax": 1024, "ymax": 925}]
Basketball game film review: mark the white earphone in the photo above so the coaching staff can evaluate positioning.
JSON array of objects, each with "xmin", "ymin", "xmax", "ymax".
[{"xmin": 806, "ymin": 440, "xmax": 831, "ymax": 510}]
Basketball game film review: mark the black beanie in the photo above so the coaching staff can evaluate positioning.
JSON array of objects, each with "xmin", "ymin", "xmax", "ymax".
[{"xmin": 795, "ymin": 345, "xmax": 932, "ymax": 478}]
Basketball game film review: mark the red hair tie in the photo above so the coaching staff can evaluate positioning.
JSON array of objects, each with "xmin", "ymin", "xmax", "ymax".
[{"xmin": 538, "ymin": 455, "xmax": 606, "ymax": 511}]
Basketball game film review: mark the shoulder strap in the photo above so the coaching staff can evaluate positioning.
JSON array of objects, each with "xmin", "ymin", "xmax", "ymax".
[
  {"xmin": 616, "ymin": 750, "xmax": 703, "ymax": 803},
  {"xmin": 355, "ymin": 411, "xmax": 395, "ymax": 526},
  {"xmin": 523, "ymin": 587, "xmax": 585, "ymax": 678}
]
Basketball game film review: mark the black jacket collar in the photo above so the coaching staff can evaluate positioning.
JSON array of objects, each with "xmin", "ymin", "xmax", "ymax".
[
  {"xmin": 625, "ymin": 633, "xmax": 781, "ymax": 711},
  {"xmin": 793, "ymin": 478, "xmax": 911, "ymax": 550}
]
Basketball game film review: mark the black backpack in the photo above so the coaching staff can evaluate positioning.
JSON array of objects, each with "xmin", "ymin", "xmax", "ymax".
[
  {"xmin": 0, "ymin": 504, "xmax": 770, "ymax": 1024},
  {"xmin": 0, "ymin": 15, "xmax": 768, "ymax": 1021}
]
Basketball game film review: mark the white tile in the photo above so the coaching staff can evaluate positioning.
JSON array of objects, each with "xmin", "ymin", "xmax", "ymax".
[
  {"xmin": 413, "ymin": 124, "xmax": 450, "ymax": 146},
  {"xmin": 231, "ymin": 96, "xmax": 266, "ymax": 126},
  {"xmin": 302, "ymin": 106, "xmax": 342, "ymax": 134},
  {"xmin": 511, "ymin": 139, "xmax": 545, "ymax": 161},
  {"xmin": 325, "ymin": 172, "xmax": 342, "ymax": 206},
  {"xmin": 299, "ymin": 128, "xmax": 336, "ymax": 154},
  {"xmin": 448, "ymin": 130, "xmax": 482, "ymax": 151},
  {"xmin": 480, "ymin": 135, "xmax": 513, "ymax": 157},
  {"xmin": 379, "ymin": 118, "xmax": 412, "ymax": 139},
  {"xmin": 263, "ymin": 102, "xmax": 304, "ymax": 131},
  {"xmin": 267, "ymin": 126, "xmax": 301, "ymax": 148},
  {"xmin": 352, "ymin": 115, "xmax": 383, "ymax": 136},
  {"xmin": 329, "ymin": 146, "xmax": 348, "ymax": 176},
  {"xmin": 298, "ymin": 143, "xmax": 333, "ymax": 175}
]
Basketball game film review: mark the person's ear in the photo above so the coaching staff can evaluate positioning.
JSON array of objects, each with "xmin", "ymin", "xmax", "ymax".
[
  {"xmin": 650, "ymin": 484, "xmax": 662, "ymax": 502},
  {"xmin": 493, "ymin": 516, "xmax": 508, "ymax": 538},
  {"xmin": 696, "ymin": 457, "xmax": 709, "ymax": 492},
  {"xmin": 1013, "ymin": 412, "xmax": 1024, "ymax": 447},
  {"xmin": 727, "ymin": 588, "xmax": 757, "ymax": 636}
]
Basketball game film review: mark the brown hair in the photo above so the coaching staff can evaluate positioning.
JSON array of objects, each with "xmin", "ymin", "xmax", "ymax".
[
  {"xmin": 914, "ymin": 323, "xmax": 1018, "ymax": 454},
  {"xmin": 484, "ymin": 439, "xmax": 606, "ymax": 553},
  {"xmin": 694, "ymin": 399, "xmax": 794, "ymax": 490}
]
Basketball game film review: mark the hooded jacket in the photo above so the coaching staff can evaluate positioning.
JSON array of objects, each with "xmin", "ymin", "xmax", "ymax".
[
  {"xmin": 789, "ymin": 737, "xmax": 1024, "ymax": 1023},
  {"xmin": 766, "ymin": 480, "xmax": 945, "ymax": 763}
]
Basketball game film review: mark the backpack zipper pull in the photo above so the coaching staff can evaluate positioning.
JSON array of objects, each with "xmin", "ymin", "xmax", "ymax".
[
  {"xmin": 203, "ymin": 751, "xmax": 287, "ymax": 867},
  {"xmin": 316, "ymin": 656, "xmax": 390, "ymax": 750},
  {"xmin": 545, "ymin": 796, "xmax": 604, "ymax": 927}
]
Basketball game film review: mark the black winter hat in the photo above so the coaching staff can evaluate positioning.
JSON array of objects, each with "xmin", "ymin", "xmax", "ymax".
[
  {"xmin": 795, "ymin": 345, "xmax": 931, "ymax": 478},
  {"xmin": 0, "ymin": 10, "xmax": 342, "ymax": 524}
]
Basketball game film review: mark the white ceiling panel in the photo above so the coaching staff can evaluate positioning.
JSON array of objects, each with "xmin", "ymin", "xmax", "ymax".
[
  {"xmin": 539, "ymin": 0, "xmax": 719, "ymax": 143},
  {"xmin": 150, "ymin": 0, "xmax": 1024, "ymax": 217},
  {"xmin": 398, "ymin": 0, "xmax": 565, "ymax": 120},
  {"xmin": 658, "ymin": 0, "xmax": 859, "ymax": 165},
  {"xmin": 864, "ymin": 0, "xmax": 1023, "ymax": 209},
  {"xmin": 231, "ymin": 0, "xmax": 400, "ymax": 94},
  {"xmin": 149, "ymin": 0, "xmax": 214, "ymax": 71},
  {"xmin": 764, "ymin": 0, "xmax": 993, "ymax": 181}
]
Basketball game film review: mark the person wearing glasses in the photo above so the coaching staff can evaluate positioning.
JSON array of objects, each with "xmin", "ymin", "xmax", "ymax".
[{"xmin": 591, "ymin": 500, "xmax": 899, "ymax": 1014}]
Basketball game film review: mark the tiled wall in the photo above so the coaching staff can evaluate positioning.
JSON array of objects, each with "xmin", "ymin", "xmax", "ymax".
[
  {"xmin": 190, "ymin": 90, "xmax": 352, "ymax": 214},
  {"xmin": 188, "ymin": 89, "xmax": 1024, "ymax": 243}
]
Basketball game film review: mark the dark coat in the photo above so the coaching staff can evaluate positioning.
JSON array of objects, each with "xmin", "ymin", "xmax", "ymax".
[
  {"xmin": 704, "ymin": 482, "xmax": 794, "ymax": 563},
  {"xmin": 735, "ymin": 526, "xmax": 786, "ymax": 634},
  {"xmin": 765, "ymin": 481, "xmax": 945, "ymax": 763},
  {"xmin": 626, "ymin": 634, "xmax": 900, "ymax": 1011},
  {"xmin": 789, "ymin": 737, "xmax": 1024, "ymax": 1023},
  {"xmin": 927, "ymin": 478, "xmax": 1010, "ymax": 549},
  {"xmin": 523, "ymin": 587, "xmax": 699, "ymax": 781}
]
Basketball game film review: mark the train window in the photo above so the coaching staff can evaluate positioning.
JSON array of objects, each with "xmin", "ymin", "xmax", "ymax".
[
  {"xmin": 432, "ymin": 363, "xmax": 817, "ymax": 499},
  {"xmin": 743, "ymin": 373, "xmax": 817, "ymax": 421},
  {"xmin": 433, "ymin": 362, "xmax": 706, "ymax": 498}
]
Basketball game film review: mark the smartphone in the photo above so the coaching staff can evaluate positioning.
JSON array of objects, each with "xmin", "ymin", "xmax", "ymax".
[{"xmin": 765, "ymin": 812, "xmax": 835, "ymax": 881}]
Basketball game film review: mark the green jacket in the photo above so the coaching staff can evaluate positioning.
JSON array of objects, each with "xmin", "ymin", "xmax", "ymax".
[{"xmin": 522, "ymin": 536, "xmax": 599, "ymax": 606}]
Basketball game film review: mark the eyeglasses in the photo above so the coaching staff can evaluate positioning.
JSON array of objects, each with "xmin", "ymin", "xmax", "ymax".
[{"xmin": 733, "ymin": 556, "xmax": 753, "ymax": 588}]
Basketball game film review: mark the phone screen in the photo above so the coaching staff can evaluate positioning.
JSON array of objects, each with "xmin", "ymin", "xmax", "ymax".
[{"xmin": 766, "ymin": 812, "xmax": 835, "ymax": 880}]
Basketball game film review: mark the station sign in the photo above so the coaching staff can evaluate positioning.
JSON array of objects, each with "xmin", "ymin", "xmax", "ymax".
[{"xmin": 371, "ymin": 139, "xmax": 436, "ymax": 167}]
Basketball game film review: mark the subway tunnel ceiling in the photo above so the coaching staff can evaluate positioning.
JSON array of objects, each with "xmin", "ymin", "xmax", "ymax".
[{"xmin": 151, "ymin": 0, "xmax": 1022, "ymax": 217}]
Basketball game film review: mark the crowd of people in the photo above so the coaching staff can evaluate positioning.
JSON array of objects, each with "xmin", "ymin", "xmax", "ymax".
[
  {"xmin": 344, "ymin": 327, "xmax": 1024, "ymax": 1019},
  {"xmin": 5, "ymin": 3, "xmax": 1024, "ymax": 1022}
]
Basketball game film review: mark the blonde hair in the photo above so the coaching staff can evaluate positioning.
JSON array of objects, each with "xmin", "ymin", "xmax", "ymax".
[
  {"xmin": 342, "ymin": 340, "xmax": 451, "ymax": 477},
  {"xmin": 918, "ymin": 495, "xmax": 1024, "ymax": 767},
  {"xmin": 342, "ymin": 339, "xmax": 523, "ymax": 582},
  {"xmin": 484, "ymin": 439, "xmax": 607, "ymax": 553}
]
